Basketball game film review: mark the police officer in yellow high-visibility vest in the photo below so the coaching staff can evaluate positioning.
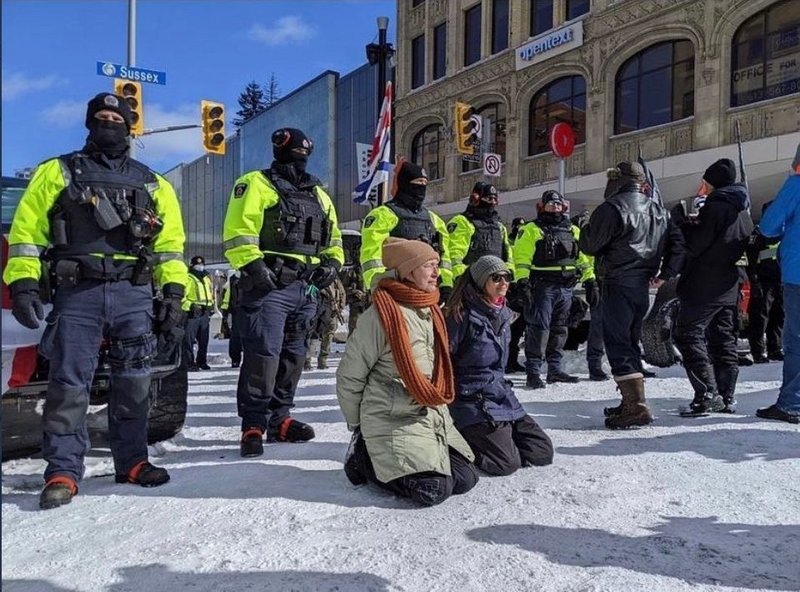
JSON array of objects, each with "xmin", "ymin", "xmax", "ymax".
[
  {"xmin": 513, "ymin": 190, "xmax": 595, "ymax": 389},
  {"xmin": 447, "ymin": 182, "xmax": 514, "ymax": 281},
  {"xmin": 183, "ymin": 255, "xmax": 215, "ymax": 371},
  {"xmin": 360, "ymin": 161, "xmax": 452, "ymax": 299},
  {"xmin": 3, "ymin": 92, "xmax": 188, "ymax": 509},
  {"xmin": 223, "ymin": 127, "xmax": 344, "ymax": 457}
]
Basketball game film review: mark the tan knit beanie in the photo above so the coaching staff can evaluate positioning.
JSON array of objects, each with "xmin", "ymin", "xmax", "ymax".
[{"xmin": 382, "ymin": 237, "xmax": 439, "ymax": 279}]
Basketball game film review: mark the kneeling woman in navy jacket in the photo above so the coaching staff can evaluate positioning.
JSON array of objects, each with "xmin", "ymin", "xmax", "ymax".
[{"xmin": 445, "ymin": 256, "xmax": 554, "ymax": 475}]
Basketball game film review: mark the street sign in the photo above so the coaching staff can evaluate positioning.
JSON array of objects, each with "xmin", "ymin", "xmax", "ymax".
[
  {"xmin": 97, "ymin": 61, "xmax": 166, "ymax": 85},
  {"xmin": 483, "ymin": 153, "xmax": 502, "ymax": 177},
  {"xmin": 549, "ymin": 122, "xmax": 575, "ymax": 158}
]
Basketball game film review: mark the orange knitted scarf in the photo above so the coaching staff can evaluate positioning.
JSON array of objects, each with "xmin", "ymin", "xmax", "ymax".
[{"xmin": 372, "ymin": 278, "xmax": 455, "ymax": 407}]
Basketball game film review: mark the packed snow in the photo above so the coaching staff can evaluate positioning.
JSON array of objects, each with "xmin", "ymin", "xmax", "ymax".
[{"xmin": 2, "ymin": 341, "xmax": 798, "ymax": 592}]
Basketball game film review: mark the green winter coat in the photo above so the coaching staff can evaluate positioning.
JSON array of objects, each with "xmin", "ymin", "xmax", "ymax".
[{"xmin": 336, "ymin": 300, "xmax": 474, "ymax": 484}]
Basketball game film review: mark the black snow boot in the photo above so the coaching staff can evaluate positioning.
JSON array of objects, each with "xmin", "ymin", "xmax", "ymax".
[
  {"xmin": 590, "ymin": 368, "xmax": 610, "ymax": 381},
  {"xmin": 240, "ymin": 427, "xmax": 265, "ymax": 457},
  {"xmin": 756, "ymin": 405, "xmax": 800, "ymax": 424},
  {"xmin": 39, "ymin": 477, "xmax": 78, "ymax": 510},
  {"xmin": 714, "ymin": 365, "xmax": 739, "ymax": 413},
  {"xmin": 267, "ymin": 418, "xmax": 315, "ymax": 443},
  {"xmin": 115, "ymin": 461, "xmax": 170, "ymax": 487},
  {"xmin": 526, "ymin": 374, "xmax": 545, "ymax": 389},
  {"xmin": 547, "ymin": 370, "xmax": 579, "ymax": 384}
]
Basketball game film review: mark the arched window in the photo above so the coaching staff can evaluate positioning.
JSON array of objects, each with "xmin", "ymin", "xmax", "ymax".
[
  {"xmin": 462, "ymin": 102, "xmax": 508, "ymax": 172},
  {"xmin": 615, "ymin": 40, "xmax": 694, "ymax": 134},
  {"xmin": 528, "ymin": 76, "xmax": 586, "ymax": 156},
  {"xmin": 411, "ymin": 124, "xmax": 444, "ymax": 180},
  {"xmin": 731, "ymin": 0, "xmax": 800, "ymax": 108}
]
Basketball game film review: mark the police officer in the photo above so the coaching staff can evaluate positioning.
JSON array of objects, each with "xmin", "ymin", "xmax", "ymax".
[
  {"xmin": 223, "ymin": 127, "xmax": 344, "ymax": 457},
  {"xmin": 514, "ymin": 190, "xmax": 596, "ymax": 389},
  {"xmin": 506, "ymin": 217, "xmax": 527, "ymax": 373},
  {"xmin": 747, "ymin": 203, "xmax": 784, "ymax": 364},
  {"xmin": 221, "ymin": 271, "xmax": 242, "ymax": 368},
  {"xmin": 447, "ymin": 182, "xmax": 514, "ymax": 281},
  {"xmin": 3, "ymin": 92, "xmax": 188, "ymax": 509},
  {"xmin": 340, "ymin": 241, "xmax": 368, "ymax": 336},
  {"xmin": 305, "ymin": 276, "xmax": 346, "ymax": 370},
  {"xmin": 183, "ymin": 255, "xmax": 214, "ymax": 371},
  {"xmin": 360, "ymin": 160, "xmax": 452, "ymax": 298}
]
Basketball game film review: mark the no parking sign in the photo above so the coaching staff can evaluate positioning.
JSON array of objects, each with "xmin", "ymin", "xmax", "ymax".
[{"xmin": 483, "ymin": 153, "xmax": 502, "ymax": 177}]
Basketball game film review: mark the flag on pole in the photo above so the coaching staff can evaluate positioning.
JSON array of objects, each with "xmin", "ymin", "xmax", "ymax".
[{"xmin": 353, "ymin": 82, "xmax": 392, "ymax": 204}]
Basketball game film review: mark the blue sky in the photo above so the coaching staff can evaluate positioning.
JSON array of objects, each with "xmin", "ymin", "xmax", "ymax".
[{"xmin": 1, "ymin": 0, "xmax": 396, "ymax": 176}]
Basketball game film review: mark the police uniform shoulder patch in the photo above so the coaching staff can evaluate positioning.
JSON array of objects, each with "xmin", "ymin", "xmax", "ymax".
[
  {"xmin": 447, "ymin": 222, "xmax": 458, "ymax": 233},
  {"xmin": 363, "ymin": 216, "xmax": 375, "ymax": 229},
  {"xmin": 233, "ymin": 183, "xmax": 248, "ymax": 198}
]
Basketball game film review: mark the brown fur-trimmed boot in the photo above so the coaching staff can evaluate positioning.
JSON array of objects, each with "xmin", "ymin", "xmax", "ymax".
[{"xmin": 605, "ymin": 374, "xmax": 653, "ymax": 429}]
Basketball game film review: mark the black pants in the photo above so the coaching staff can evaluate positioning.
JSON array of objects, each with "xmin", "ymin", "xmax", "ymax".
[
  {"xmin": 509, "ymin": 314, "xmax": 526, "ymax": 366},
  {"xmin": 524, "ymin": 282, "xmax": 573, "ymax": 375},
  {"xmin": 748, "ymin": 282, "xmax": 784, "ymax": 358},
  {"xmin": 586, "ymin": 297, "xmax": 605, "ymax": 372},
  {"xmin": 459, "ymin": 415, "xmax": 553, "ymax": 476},
  {"xmin": 351, "ymin": 437, "xmax": 479, "ymax": 506},
  {"xmin": 674, "ymin": 303, "xmax": 739, "ymax": 398},
  {"xmin": 184, "ymin": 313, "xmax": 210, "ymax": 367},
  {"xmin": 229, "ymin": 311, "xmax": 242, "ymax": 366},
  {"xmin": 602, "ymin": 281, "xmax": 649, "ymax": 377}
]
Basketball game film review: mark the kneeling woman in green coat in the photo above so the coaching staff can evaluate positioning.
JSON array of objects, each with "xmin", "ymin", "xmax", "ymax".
[{"xmin": 336, "ymin": 238, "xmax": 479, "ymax": 506}]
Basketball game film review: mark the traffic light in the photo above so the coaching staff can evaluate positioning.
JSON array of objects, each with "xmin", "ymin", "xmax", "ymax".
[
  {"xmin": 455, "ymin": 101, "xmax": 477, "ymax": 155},
  {"xmin": 201, "ymin": 100, "xmax": 226, "ymax": 155},
  {"xmin": 113, "ymin": 79, "xmax": 144, "ymax": 136}
]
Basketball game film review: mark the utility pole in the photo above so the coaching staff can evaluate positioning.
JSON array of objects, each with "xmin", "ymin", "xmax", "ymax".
[
  {"xmin": 367, "ymin": 17, "xmax": 394, "ymax": 206},
  {"xmin": 128, "ymin": 0, "xmax": 137, "ymax": 158}
]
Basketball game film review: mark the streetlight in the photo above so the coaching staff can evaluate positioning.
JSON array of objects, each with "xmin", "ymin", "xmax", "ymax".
[{"xmin": 366, "ymin": 16, "xmax": 395, "ymax": 205}]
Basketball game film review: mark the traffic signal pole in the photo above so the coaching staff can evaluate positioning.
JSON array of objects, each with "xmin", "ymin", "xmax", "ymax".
[{"xmin": 127, "ymin": 0, "xmax": 137, "ymax": 159}]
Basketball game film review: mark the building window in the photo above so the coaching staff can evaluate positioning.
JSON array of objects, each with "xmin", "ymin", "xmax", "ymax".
[
  {"xmin": 614, "ymin": 40, "xmax": 695, "ymax": 134},
  {"xmin": 412, "ymin": 0, "xmax": 425, "ymax": 7},
  {"xmin": 731, "ymin": 0, "xmax": 800, "ymax": 108},
  {"xmin": 530, "ymin": 0, "xmax": 553, "ymax": 37},
  {"xmin": 411, "ymin": 124, "xmax": 444, "ymax": 180},
  {"xmin": 411, "ymin": 34, "xmax": 425, "ymax": 89},
  {"xmin": 462, "ymin": 102, "xmax": 508, "ymax": 172},
  {"xmin": 492, "ymin": 0, "xmax": 509, "ymax": 54},
  {"xmin": 528, "ymin": 76, "xmax": 586, "ymax": 156},
  {"xmin": 464, "ymin": 4, "xmax": 482, "ymax": 67},
  {"xmin": 566, "ymin": 0, "xmax": 590, "ymax": 21},
  {"xmin": 433, "ymin": 23, "xmax": 447, "ymax": 80}
]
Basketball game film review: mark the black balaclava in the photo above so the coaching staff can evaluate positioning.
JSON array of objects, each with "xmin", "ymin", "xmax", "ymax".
[
  {"xmin": 84, "ymin": 93, "xmax": 132, "ymax": 157},
  {"xmin": 394, "ymin": 161, "xmax": 428, "ymax": 210},
  {"xmin": 538, "ymin": 190, "xmax": 568, "ymax": 225},
  {"xmin": 467, "ymin": 182, "xmax": 499, "ymax": 220},
  {"xmin": 271, "ymin": 127, "xmax": 313, "ymax": 175}
]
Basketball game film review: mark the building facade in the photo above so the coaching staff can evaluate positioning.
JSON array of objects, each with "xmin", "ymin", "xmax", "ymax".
[{"xmin": 395, "ymin": 0, "xmax": 799, "ymax": 219}]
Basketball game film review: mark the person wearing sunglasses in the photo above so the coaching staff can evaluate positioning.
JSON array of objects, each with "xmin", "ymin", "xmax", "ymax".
[
  {"xmin": 444, "ymin": 256, "xmax": 553, "ymax": 476},
  {"xmin": 513, "ymin": 190, "xmax": 596, "ymax": 389}
]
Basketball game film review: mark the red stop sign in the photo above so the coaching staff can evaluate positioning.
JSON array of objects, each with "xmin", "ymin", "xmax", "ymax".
[{"xmin": 549, "ymin": 123, "xmax": 576, "ymax": 158}]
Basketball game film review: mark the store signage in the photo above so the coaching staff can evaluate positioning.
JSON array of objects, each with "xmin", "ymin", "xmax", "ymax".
[{"xmin": 515, "ymin": 21, "xmax": 584, "ymax": 70}]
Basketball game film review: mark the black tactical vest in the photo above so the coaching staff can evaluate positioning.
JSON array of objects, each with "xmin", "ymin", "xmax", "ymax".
[
  {"xmin": 464, "ymin": 216, "xmax": 506, "ymax": 265},
  {"xmin": 50, "ymin": 152, "xmax": 159, "ymax": 270},
  {"xmin": 386, "ymin": 201, "xmax": 443, "ymax": 255},
  {"xmin": 531, "ymin": 220, "xmax": 579, "ymax": 269},
  {"xmin": 259, "ymin": 170, "xmax": 331, "ymax": 257}
]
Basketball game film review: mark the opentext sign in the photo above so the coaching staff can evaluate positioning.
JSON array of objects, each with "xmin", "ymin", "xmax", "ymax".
[{"xmin": 515, "ymin": 20, "xmax": 585, "ymax": 70}]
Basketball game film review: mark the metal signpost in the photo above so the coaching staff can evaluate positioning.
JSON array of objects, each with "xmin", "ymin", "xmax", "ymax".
[{"xmin": 549, "ymin": 122, "xmax": 576, "ymax": 196}]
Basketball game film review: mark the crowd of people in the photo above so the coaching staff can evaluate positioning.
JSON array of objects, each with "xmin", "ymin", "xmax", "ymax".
[{"xmin": 4, "ymin": 92, "xmax": 798, "ymax": 511}]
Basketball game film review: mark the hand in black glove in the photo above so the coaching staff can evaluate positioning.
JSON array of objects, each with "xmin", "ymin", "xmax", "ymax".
[
  {"xmin": 506, "ymin": 279, "xmax": 529, "ymax": 313},
  {"xmin": 583, "ymin": 280, "xmax": 600, "ymax": 309},
  {"xmin": 310, "ymin": 259, "xmax": 341, "ymax": 290},
  {"xmin": 157, "ymin": 282, "xmax": 187, "ymax": 341},
  {"xmin": 10, "ymin": 279, "xmax": 45, "ymax": 330},
  {"xmin": 242, "ymin": 259, "xmax": 278, "ymax": 293},
  {"xmin": 438, "ymin": 285, "xmax": 452, "ymax": 306}
]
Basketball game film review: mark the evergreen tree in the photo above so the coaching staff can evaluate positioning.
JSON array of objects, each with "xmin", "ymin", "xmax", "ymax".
[
  {"xmin": 265, "ymin": 73, "xmax": 281, "ymax": 107},
  {"xmin": 233, "ymin": 81, "xmax": 266, "ymax": 128}
]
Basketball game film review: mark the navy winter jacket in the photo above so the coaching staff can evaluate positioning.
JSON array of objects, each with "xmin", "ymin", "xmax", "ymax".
[{"xmin": 446, "ymin": 285, "xmax": 527, "ymax": 429}]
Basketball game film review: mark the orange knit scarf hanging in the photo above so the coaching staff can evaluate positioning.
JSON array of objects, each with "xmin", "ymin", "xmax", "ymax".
[{"xmin": 372, "ymin": 278, "xmax": 455, "ymax": 407}]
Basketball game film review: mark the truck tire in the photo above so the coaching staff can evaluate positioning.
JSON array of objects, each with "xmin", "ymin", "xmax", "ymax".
[
  {"xmin": 147, "ymin": 367, "xmax": 188, "ymax": 444},
  {"xmin": 641, "ymin": 279, "xmax": 682, "ymax": 368}
]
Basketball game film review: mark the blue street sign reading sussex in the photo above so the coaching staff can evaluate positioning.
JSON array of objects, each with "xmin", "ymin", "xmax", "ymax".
[{"xmin": 96, "ymin": 61, "xmax": 166, "ymax": 85}]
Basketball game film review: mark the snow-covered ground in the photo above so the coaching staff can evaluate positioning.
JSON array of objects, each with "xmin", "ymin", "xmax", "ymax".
[{"xmin": 3, "ymin": 341, "xmax": 798, "ymax": 592}]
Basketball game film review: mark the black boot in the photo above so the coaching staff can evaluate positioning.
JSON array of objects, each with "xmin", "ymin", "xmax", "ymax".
[
  {"xmin": 589, "ymin": 367, "xmax": 610, "ymax": 381},
  {"xmin": 39, "ymin": 477, "xmax": 78, "ymax": 510},
  {"xmin": 115, "ymin": 461, "xmax": 170, "ymax": 487},
  {"xmin": 506, "ymin": 359, "xmax": 526, "ymax": 374},
  {"xmin": 526, "ymin": 374, "xmax": 545, "ymax": 389},
  {"xmin": 267, "ymin": 418, "xmax": 315, "ymax": 442},
  {"xmin": 756, "ymin": 405, "xmax": 799, "ymax": 424},
  {"xmin": 715, "ymin": 365, "xmax": 739, "ymax": 413},
  {"xmin": 547, "ymin": 370, "xmax": 579, "ymax": 384},
  {"xmin": 240, "ymin": 427, "xmax": 264, "ymax": 457}
]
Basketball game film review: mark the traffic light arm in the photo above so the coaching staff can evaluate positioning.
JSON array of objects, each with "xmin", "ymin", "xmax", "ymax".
[{"xmin": 140, "ymin": 124, "xmax": 202, "ymax": 136}]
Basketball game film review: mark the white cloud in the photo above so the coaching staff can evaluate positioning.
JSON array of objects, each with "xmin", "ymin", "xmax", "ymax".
[
  {"xmin": 248, "ymin": 16, "xmax": 315, "ymax": 46},
  {"xmin": 41, "ymin": 100, "xmax": 86, "ymax": 127},
  {"xmin": 135, "ymin": 103, "xmax": 205, "ymax": 168},
  {"xmin": 2, "ymin": 72, "xmax": 66, "ymax": 101}
]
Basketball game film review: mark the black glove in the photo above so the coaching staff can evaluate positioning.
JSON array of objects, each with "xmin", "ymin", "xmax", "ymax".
[
  {"xmin": 242, "ymin": 259, "xmax": 278, "ymax": 293},
  {"xmin": 157, "ymin": 282, "xmax": 187, "ymax": 340},
  {"xmin": 10, "ymin": 279, "xmax": 45, "ymax": 330},
  {"xmin": 310, "ymin": 259, "xmax": 341, "ymax": 290},
  {"xmin": 583, "ymin": 280, "xmax": 600, "ymax": 308},
  {"xmin": 439, "ymin": 285, "xmax": 452, "ymax": 306}
]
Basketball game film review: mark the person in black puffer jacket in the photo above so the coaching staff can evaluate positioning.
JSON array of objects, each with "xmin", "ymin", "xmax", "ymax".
[
  {"xmin": 446, "ymin": 256, "xmax": 553, "ymax": 476},
  {"xmin": 674, "ymin": 158, "xmax": 754, "ymax": 414}
]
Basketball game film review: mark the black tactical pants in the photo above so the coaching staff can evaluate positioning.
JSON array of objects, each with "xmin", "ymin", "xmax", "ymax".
[{"xmin": 748, "ymin": 281, "xmax": 784, "ymax": 358}]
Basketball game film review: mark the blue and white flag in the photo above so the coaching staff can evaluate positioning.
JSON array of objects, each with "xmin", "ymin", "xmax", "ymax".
[{"xmin": 353, "ymin": 82, "xmax": 392, "ymax": 204}]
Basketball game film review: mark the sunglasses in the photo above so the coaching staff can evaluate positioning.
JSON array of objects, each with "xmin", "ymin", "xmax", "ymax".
[{"xmin": 490, "ymin": 272, "xmax": 512, "ymax": 283}]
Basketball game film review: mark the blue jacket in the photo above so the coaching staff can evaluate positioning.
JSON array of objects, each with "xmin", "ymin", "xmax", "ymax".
[
  {"xmin": 446, "ymin": 286, "xmax": 527, "ymax": 429},
  {"xmin": 760, "ymin": 174, "xmax": 800, "ymax": 286}
]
